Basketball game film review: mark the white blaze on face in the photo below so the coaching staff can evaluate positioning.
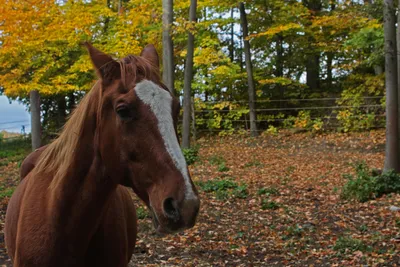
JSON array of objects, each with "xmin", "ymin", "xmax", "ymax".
[{"xmin": 134, "ymin": 80, "xmax": 196, "ymax": 200}]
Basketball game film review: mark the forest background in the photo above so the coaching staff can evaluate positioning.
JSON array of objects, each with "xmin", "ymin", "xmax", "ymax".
[{"xmin": 0, "ymin": 0, "xmax": 387, "ymax": 140}]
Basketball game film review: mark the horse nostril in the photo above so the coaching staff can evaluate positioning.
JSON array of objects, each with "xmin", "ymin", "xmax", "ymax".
[{"xmin": 163, "ymin": 198, "xmax": 180, "ymax": 221}]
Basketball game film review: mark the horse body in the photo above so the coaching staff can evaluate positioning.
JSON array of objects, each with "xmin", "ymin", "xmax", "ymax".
[
  {"xmin": 5, "ymin": 44, "xmax": 200, "ymax": 267},
  {"xmin": 6, "ymin": 173, "xmax": 136, "ymax": 267},
  {"xmin": 19, "ymin": 145, "xmax": 47, "ymax": 180}
]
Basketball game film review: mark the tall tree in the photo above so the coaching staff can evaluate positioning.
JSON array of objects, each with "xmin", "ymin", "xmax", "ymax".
[
  {"xmin": 182, "ymin": 0, "xmax": 197, "ymax": 148},
  {"xmin": 162, "ymin": 0, "xmax": 175, "ymax": 95},
  {"xmin": 398, "ymin": 0, "xmax": 400, "ymax": 138},
  {"xmin": 30, "ymin": 90, "xmax": 41, "ymax": 150},
  {"xmin": 303, "ymin": 0, "xmax": 322, "ymax": 91},
  {"xmin": 383, "ymin": 0, "xmax": 399, "ymax": 171},
  {"xmin": 239, "ymin": 2, "xmax": 258, "ymax": 137}
]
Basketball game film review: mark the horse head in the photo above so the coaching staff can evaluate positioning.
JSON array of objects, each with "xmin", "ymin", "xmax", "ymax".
[{"xmin": 86, "ymin": 43, "xmax": 200, "ymax": 234}]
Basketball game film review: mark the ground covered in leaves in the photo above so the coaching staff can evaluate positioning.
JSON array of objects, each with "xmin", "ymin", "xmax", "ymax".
[{"xmin": 0, "ymin": 130, "xmax": 400, "ymax": 266}]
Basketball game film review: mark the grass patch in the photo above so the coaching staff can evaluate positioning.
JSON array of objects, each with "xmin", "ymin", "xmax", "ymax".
[
  {"xmin": 282, "ymin": 224, "xmax": 304, "ymax": 240},
  {"xmin": 197, "ymin": 178, "xmax": 248, "ymax": 200},
  {"xmin": 0, "ymin": 137, "xmax": 31, "ymax": 167},
  {"xmin": 208, "ymin": 155, "xmax": 230, "ymax": 172},
  {"xmin": 261, "ymin": 199, "xmax": 279, "ymax": 210},
  {"xmin": 136, "ymin": 206, "xmax": 149, "ymax": 220},
  {"xmin": 208, "ymin": 155, "xmax": 225, "ymax": 166},
  {"xmin": 333, "ymin": 236, "xmax": 371, "ymax": 253},
  {"xmin": 244, "ymin": 160, "xmax": 263, "ymax": 168},
  {"xmin": 258, "ymin": 187, "xmax": 280, "ymax": 196},
  {"xmin": 0, "ymin": 186, "xmax": 15, "ymax": 199},
  {"xmin": 217, "ymin": 162, "xmax": 230, "ymax": 172}
]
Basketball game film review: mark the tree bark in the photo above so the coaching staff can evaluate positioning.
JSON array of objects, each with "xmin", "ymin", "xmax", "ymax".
[
  {"xmin": 57, "ymin": 95, "xmax": 66, "ymax": 130},
  {"xmin": 239, "ymin": 2, "xmax": 258, "ymax": 137},
  {"xmin": 303, "ymin": 0, "xmax": 321, "ymax": 91},
  {"xmin": 30, "ymin": 90, "xmax": 41, "ymax": 151},
  {"xmin": 229, "ymin": 8, "xmax": 235, "ymax": 63},
  {"xmin": 162, "ymin": 0, "xmax": 175, "ymax": 95},
  {"xmin": 68, "ymin": 92, "xmax": 76, "ymax": 114},
  {"xmin": 326, "ymin": 52, "xmax": 333, "ymax": 87},
  {"xmin": 383, "ymin": 0, "xmax": 399, "ymax": 172},
  {"xmin": 228, "ymin": 8, "xmax": 235, "ymax": 100},
  {"xmin": 397, "ymin": 0, "xmax": 400, "ymax": 161},
  {"xmin": 306, "ymin": 53, "xmax": 320, "ymax": 91},
  {"xmin": 275, "ymin": 34, "xmax": 284, "ymax": 105},
  {"xmin": 191, "ymin": 97, "xmax": 196, "ymax": 142},
  {"xmin": 182, "ymin": 0, "xmax": 197, "ymax": 148}
]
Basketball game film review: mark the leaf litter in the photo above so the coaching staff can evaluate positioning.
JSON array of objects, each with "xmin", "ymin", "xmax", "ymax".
[{"xmin": 0, "ymin": 130, "xmax": 399, "ymax": 266}]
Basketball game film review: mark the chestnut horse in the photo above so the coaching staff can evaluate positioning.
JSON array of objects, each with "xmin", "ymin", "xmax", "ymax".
[{"xmin": 5, "ymin": 43, "xmax": 200, "ymax": 267}]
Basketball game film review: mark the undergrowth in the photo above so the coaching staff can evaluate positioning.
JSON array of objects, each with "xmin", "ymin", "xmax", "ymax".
[
  {"xmin": 196, "ymin": 178, "xmax": 248, "ymax": 200},
  {"xmin": 341, "ymin": 162, "xmax": 400, "ymax": 202},
  {"xmin": 182, "ymin": 145, "xmax": 200, "ymax": 165}
]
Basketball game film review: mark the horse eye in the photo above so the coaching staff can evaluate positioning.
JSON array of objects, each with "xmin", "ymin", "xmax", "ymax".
[{"xmin": 116, "ymin": 106, "xmax": 131, "ymax": 120}]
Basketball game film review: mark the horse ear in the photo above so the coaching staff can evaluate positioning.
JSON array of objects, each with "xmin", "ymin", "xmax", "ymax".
[
  {"xmin": 140, "ymin": 44, "xmax": 160, "ymax": 71},
  {"xmin": 84, "ymin": 42, "xmax": 120, "ymax": 80}
]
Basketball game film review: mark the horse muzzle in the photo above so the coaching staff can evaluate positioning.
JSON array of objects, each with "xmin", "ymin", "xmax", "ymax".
[{"xmin": 150, "ymin": 196, "xmax": 200, "ymax": 235}]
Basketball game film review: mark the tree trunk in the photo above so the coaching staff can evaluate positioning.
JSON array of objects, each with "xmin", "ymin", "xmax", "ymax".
[
  {"xmin": 383, "ymin": 0, "xmax": 399, "ymax": 172},
  {"xmin": 68, "ymin": 92, "xmax": 76, "ymax": 114},
  {"xmin": 374, "ymin": 65, "xmax": 383, "ymax": 75},
  {"xmin": 303, "ymin": 0, "xmax": 321, "ymax": 91},
  {"xmin": 57, "ymin": 95, "xmax": 66, "ymax": 130},
  {"xmin": 306, "ymin": 53, "xmax": 320, "ymax": 91},
  {"xmin": 239, "ymin": 2, "xmax": 258, "ymax": 137},
  {"xmin": 326, "ymin": 52, "xmax": 333, "ymax": 87},
  {"xmin": 397, "ymin": 0, "xmax": 400, "ymax": 161},
  {"xmin": 229, "ymin": 8, "xmax": 235, "ymax": 63},
  {"xmin": 30, "ymin": 90, "xmax": 41, "ymax": 151},
  {"xmin": 162, "ymin": 0, "xmax": 175, "ymax": 95},
  {"xmin": 275, "ymin": 34, "xmax": 284, "ymax": 105},
  {"xmin": 182, "ymin": 0, "xmax": 197, "ymax": 148},
  {"xmin": 228, "ymin": 8, "xmax": 235, "ymax": 100},
  {"xmin": 191, "ymin": 97, "xmax": 196, "ymax": 142}
]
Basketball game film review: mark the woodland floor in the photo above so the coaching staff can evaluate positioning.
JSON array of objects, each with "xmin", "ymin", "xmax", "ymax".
[{"xmin": 0, "ymin": 130, "xmax": 400, "ymax": 266}]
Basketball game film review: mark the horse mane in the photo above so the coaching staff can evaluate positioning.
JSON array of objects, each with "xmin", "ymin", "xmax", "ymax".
[{"xmin": 32, "ymin": 55, "xmax": 160, "ymax": 189}]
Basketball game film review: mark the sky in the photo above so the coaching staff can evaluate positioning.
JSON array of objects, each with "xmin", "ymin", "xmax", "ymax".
[{"xmin": 0, "ymin": 95, "xmax": 31, "ymax": 134}]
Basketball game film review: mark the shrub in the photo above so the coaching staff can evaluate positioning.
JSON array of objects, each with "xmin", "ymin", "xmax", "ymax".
[
  {"xmin": 341, "ymin": 162, "xmax": 400, "ymax": 202},
  {"xmin": 265, "ymin": 125, "xmax": 278, "ymax": 135},
  {"xmin": 374, "ymin": 170, "xmax": 400, "ymax": 197},
  {"xmin": 283, "ymin": 116, "xmax": 296, "ymax": 128},
  {"xmin": 341, "ymin": 163, "xmax": 376, "ymax": 202},
  {"xmin": 208, "ymin": 155, "xmax": 225, "ymax": 166},
  {"xmin": 182, "ymin": 145, "xmax": 200, "ymax": 165}
]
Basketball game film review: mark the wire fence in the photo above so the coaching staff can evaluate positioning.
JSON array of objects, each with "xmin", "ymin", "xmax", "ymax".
[
  {"xmin": 190, "ymin": 96, "xmax": 386, "ymax": 134},
  {"xmin": 0, "ymin": 97, "xmax": 387, "ymax": 136}
]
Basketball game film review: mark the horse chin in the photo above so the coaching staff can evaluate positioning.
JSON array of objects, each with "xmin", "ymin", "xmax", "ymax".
[
  {"xmin": 150, "ymin": 209, "xmax": 165, "ymax": 235},
  {"xmin": 150, "ymin": 209, "xmax": 181, "ymax": 236}
]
